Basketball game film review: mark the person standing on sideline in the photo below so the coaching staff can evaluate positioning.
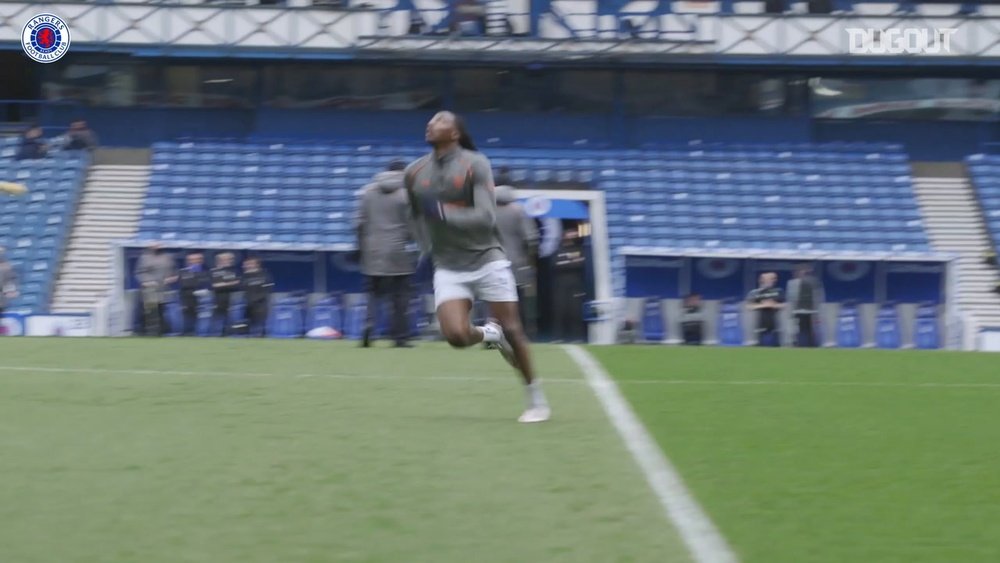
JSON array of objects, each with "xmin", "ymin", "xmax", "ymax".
[
  {"xmin": 787, "ymin": 264, "xmax": 824, "ymax": 347},
  {"xmin": 552, "ymin": 230, "xmax": 586, "ymax": 342},
  {"xmin": 211, "ymin": 252, "xmax": 240, "ymax": 337},
  {"xmin": 241, "ymin": 257, "xmax": 274, "ymax": 337},
  {"xmin": 177, "ymin": 252, "xmax": 210, "ymax": 336},
  {"xmin": 405, "ymin": 111, "xmax": 549, "ymax": 423},
  {"xmin": 135, "ymin": 242, "xmax": 176, "ymax": 336},
  {"xmin": 0, "ymin": 247, "xmax": 18, "ymax": 326},
  {"xmin": 494, "ymin": 184, "xmax": 538, "ymax": 337},
  {"xmin": 356, "ymin": 160, "xmax": 418, "ymax": 348},
  {"xmin": 747, "ymin": 272, "xmax": 784, "ymax": 347},
  {"xmin": 680, "ymin": 293, "xmax": 705, "ymax": 345}
]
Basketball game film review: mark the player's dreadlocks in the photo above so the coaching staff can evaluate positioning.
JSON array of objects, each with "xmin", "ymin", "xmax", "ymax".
[{"xmin": 454, "ymin": 114, "xmax": 477, "ymax": 152}]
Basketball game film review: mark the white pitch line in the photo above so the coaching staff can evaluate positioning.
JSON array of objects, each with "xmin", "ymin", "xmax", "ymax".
[{"xmin": 563, "ymin": 345, "xmax": 738, "ymax": 563}]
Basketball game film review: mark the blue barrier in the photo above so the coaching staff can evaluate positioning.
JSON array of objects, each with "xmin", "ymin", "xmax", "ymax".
[
  {"xmin": 718, "ymin": 302, "xmax": 743, "ymax": 346},
  {"xmin": 837, "ymin": 305, "xmax": 862, "ymax": 348},
  {"xmin": 914, "ymin": 304, "xmax": 940, "ymax": 350},
  {"xmin": 229, "ymin": 297, "xmax": 247, "ymax": 336},
  {"xmin": 307, "ymin": 296, "xmax": 343, "ymax": 332},
  {"xmin": 876, "ymin": 306, "xmax": 901, "ymax": 349},
  {"xmin": 166, "ymin": 300, "xmax": 183, "ymax": 337},
  {"xmin": 344, "ymin": 296, "xmax": 367, "ymax": 340},
  {"xmin": 410, "ymin": 294, "xmax": 429, "ymax": 338},
  {"xmin": 642, "ymin": 298, "xmax": 665, "ymax": 343},
  {"xmin": 196, "ymin": 293, "xmax": 214, "ymax": 336},
  {"xmin": 269, "ymin": 299, "xmax": 303, "ymax": 338}
]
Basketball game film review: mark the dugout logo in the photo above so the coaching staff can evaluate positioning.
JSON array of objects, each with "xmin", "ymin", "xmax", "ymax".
[{"xmin": 22, "ymin": 14, "xmax": 71, "ymax": 64}]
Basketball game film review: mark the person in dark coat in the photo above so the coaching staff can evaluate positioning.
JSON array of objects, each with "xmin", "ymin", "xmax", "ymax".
[
  {"xmin": 241, "ymin": 257, "xmax": 274, "ymax": 337},
  {"xmin": 787, "ymin": 264, "xmax": 824, "ymax": 347},
  {"xmin": 211, "ymin": 252, "xmax": 240, "ymax": 336},
  {"xmin": 355, "ymin": 160, "xmax": 418, "ymax": 348},
  {"xmin": 177, "ymin": 252, "xmax": 210, "ymax": 336},
  {"xmin": 494, "ymin": 184, "xmax": 538, "ymax": 338},
  {"xmin": 17, "ymin": 125, "xmax": 47, "ymax": 160}
]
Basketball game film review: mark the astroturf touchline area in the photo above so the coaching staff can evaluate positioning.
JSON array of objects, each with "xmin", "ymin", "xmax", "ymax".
[{"xmin": 0, "ymin": 338, "xmax": 692, "ymax": 563}]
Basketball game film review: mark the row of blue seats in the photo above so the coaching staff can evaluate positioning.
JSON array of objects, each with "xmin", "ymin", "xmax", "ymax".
[
  {"xmin": 151, "ymin": 158, "xmax": 909, "ymax": 176},
  {"xmin": 606, "ymin": 186, "xmax": 915, "ymax": 198},
  {"xmin": 143, "ymin": 201, "xmax": 354, "ymax": 214},
  {"xmin": 603, "ymin": 174, "xmax": 908, "ymax": 186},
  {"xmin": 610, "ymin": 199, "xmax": 921, "ymax": 212},
  {"xmin": 611, "ymin": 217, "xmax": 923, "ymax": 230},
  {"xmin": 0, "ymin": 225, "xmax": 67, "ymax": 239},
  {"xmin": 0, "ymin": 203, "xmax": 71, "ymax": 218},
  {"xmin": 140, "ymin": 216, "xmax": 352, "ymax": 234},
  {"xmin": 1, "ymin": 170, "xmax": 84, "ymax": 182},
  {"xmin": 1, "ymin": 153, "xmax": 87, "ymax": 162},
  {"xmin": 149, "ymin": 177, "xmax": 368, "ymax": 190},
  {"xmin": 614, "ymin": 228, "xmax": 925, "ymax": 242},
  {"xmin": 136, "ymin": 231, "xmax": 356, "ymax": 245},
  {"xmin": 613, "ymin": 240, "xmax": 930, "ymax": 252},
  {"xmin": 967, "ymin": 156, "xmax": 1000, "ymax": 251},
  {"xmin": 155, "ymin": 147, "xmax": 908, "ymax": 163},
  {"xmin": 609, "ymin": 207, "xmax": 922, "ymax": 220},
  {"xmin": 610, "ymin": 191, "xmax": 917, "ymax": 203},
  {"xmin": 154, "ymin": 140, "xmax": 905, "ymax": 155},
  {"xmin": 977, "ymin": 187, "xmax": 1000, "ymax": 198}
]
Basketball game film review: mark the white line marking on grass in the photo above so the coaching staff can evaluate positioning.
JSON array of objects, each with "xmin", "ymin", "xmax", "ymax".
[{"xmin": 563, "ymin": 345, "xmax": 739, "ymax": 563}]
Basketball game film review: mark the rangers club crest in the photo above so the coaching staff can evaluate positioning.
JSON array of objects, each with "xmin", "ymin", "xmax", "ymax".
[
  {"xmin": 523, "ymin": 196, "xmax": 552, "ymax": 218},
  {"xmin": 696, "ymin": 257, "xmax": 739, "ymax": 279},
  {"xmin": 22, "ymin": 14, "xmax": 71, "ymax": 64},
  {"xmin": 827, "ymin": 260, "xmax": 871, "ymax": 282}
]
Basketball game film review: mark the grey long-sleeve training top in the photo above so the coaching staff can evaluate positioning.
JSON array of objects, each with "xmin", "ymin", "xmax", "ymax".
[{"xmin": 404, "ymin": 147, "xmax": 507, "ymax": 272}]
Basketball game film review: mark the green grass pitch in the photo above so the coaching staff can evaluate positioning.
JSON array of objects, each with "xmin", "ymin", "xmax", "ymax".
[{"xmin": 2, "ymin": 338, "xmax": 999, "ymax": 562}]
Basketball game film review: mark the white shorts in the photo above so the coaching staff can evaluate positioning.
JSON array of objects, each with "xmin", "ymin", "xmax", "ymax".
[{"xmin": 434, "ymin": 260, "xmax": 518, "ymax": 309}]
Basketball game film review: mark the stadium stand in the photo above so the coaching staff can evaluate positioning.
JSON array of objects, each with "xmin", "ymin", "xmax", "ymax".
[
  {"xmin": 966, "ymin": 154, "xmax": 1000, "ymax": 252},
  {"xmin": 0, "ymin": 138, "xmax": 89, "ymax": 313},
  {"xmin": 139, "ymin": 140, "xmax": 930, "ymax": 254}
]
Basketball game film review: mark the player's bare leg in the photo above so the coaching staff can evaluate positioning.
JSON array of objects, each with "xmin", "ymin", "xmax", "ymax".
[
  {"xmin": 488, "ymin": 301, "xmax": 550, "ymax": 423},
  {"xmin": 486, "ymin": 301, "xmax": 534, "ymax": 383},
  {"xmin": 436, "ymin": 299, "xmax": 485, "ymax": 347}
]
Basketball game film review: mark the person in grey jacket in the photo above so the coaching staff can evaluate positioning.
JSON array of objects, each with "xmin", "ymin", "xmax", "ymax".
[
  {"xmin": 787, "ymin": 264, "xmax": 824, "ymax": 347},
  {"xmin": 494, "ymin": 184, "xmax": 538, "ymax": 337},
  {"xmin": 0, "ymin": 247, "xmax": 18, "ymax": 325},
  {"xmin": 356, "ymin": 160, "xmax": 418, "ymax": 348},
  {"xmin": 135, "ymin": 242, "xmax": 177, "ymax": 336}
]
